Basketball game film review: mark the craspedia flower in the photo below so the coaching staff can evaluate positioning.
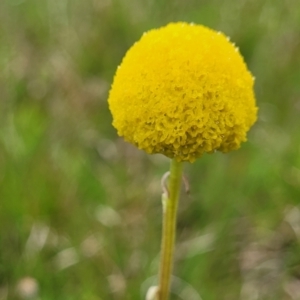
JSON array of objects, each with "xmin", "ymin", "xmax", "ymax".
[{"xmin": 108, "ymin": 22, "xmax": 258, "ymax": 162}]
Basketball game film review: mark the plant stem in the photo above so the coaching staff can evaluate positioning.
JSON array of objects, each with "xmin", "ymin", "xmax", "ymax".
[{"xmin": 158, "ymin": 159, "xmax": 183, "ymax": 300}]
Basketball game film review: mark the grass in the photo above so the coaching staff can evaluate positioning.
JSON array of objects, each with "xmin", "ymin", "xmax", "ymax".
[{"xmin": 1, "ymin": 0, "xmax": 300, "ymax": 299}]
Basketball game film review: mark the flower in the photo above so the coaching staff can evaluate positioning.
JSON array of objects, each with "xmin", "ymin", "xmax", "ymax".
[{"xmin": 108, "ymin": 22, "xmax": 258, "ymax": 162}]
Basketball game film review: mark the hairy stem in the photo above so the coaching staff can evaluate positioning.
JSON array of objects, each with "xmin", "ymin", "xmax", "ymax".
[{"xmin": 158, "ymin": 159, "xmax": 183, "ymax": 300}]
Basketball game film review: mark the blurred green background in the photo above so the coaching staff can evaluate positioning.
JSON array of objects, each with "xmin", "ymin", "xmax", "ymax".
[{"xmin": 1, "ymin": 0, "xmax": 300, "ymax": 299}]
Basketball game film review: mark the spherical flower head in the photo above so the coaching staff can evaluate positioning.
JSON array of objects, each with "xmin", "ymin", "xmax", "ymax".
[{"xmin": 108, "ymin": 22, "xmax": 258, "ymax": 162}]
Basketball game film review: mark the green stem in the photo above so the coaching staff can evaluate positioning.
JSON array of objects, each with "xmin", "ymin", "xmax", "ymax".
[{"xmin": 158, "ymin": 159, "xmax": 183, "ymax": 300}]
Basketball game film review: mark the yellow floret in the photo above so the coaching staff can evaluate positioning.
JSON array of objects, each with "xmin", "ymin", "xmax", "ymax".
[{"xmin": 108, "ymin": 22, "xmax": 258, "ymax": 162}]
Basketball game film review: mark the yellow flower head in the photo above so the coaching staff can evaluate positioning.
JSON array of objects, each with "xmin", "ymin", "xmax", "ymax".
[{"xmin": 108, "ymin": 22, "xmax": 258, "ymax": 162}]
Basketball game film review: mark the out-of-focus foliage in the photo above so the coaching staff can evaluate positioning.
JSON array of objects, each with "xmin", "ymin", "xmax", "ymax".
[{"xmin": 0, "ymin": 0, "xmax": 300, "ymax": 299}]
